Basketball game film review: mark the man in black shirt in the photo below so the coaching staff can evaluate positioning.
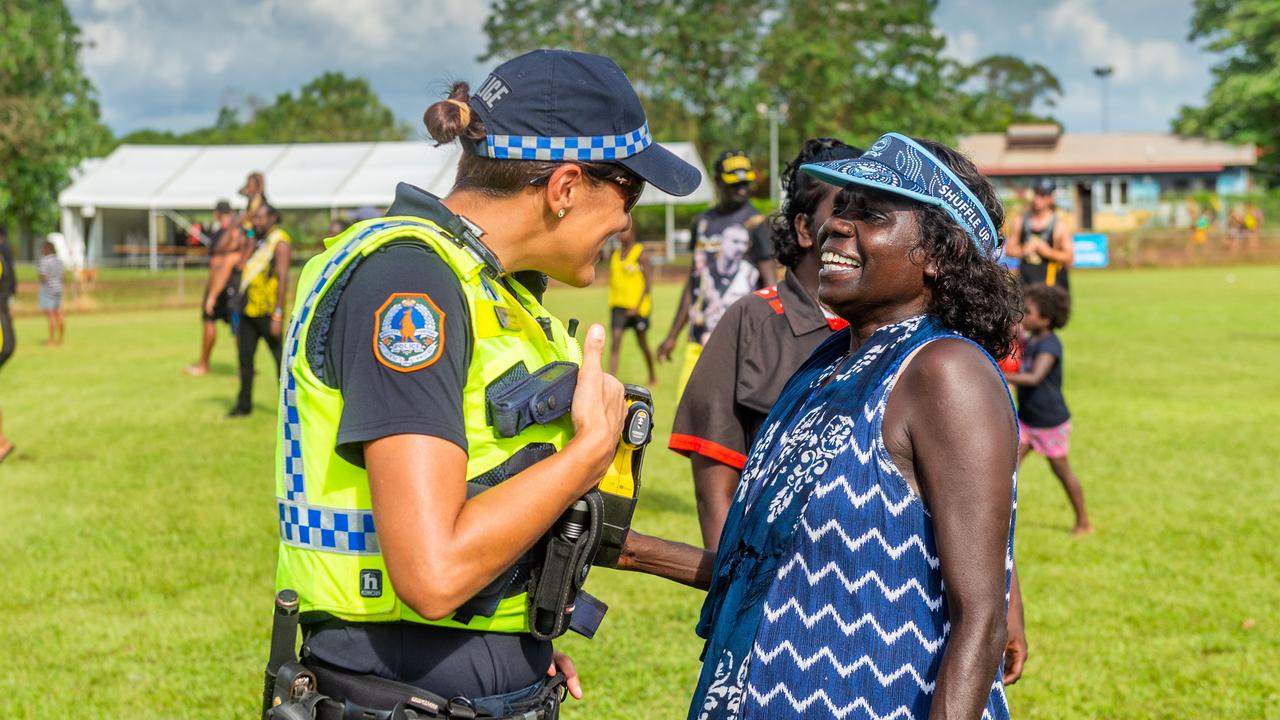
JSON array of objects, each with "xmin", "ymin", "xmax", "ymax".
[
  {"xmin": 1007, "ymin": 180, "xmax": 1074, "ymax": 293},
  {"xmin": 657, "ymin": 150, "xmax": 776, "ymax": 397}
]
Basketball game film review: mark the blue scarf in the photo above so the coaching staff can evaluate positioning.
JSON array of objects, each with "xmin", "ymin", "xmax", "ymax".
[{"xmin": 688, "ymin": 315, "xmax": 950, "ymax": 719}]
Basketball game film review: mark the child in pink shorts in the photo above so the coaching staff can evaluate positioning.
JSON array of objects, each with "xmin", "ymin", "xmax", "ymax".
[{"xmin": 1005, "ymin": 283, "xmax": 1092, "ymax": 535}]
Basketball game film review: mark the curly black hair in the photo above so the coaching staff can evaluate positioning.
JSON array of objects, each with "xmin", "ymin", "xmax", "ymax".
[
  {"xmin": 909, "ymin": 137, "xmax": 1023, "ymax": 360},
  {"xmin": 771, "ymin": 138, "xmax": 863, "ymax": 269},
  {"xmin": 1024, "ymin": 283, "xmax": 1071, "ymax": 330}
]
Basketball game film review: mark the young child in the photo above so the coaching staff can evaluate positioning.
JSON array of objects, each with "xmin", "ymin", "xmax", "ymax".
[
  {"xmin": 37, "ymin": 240, "xmax": 65, "ymax": 346},
  {"xmin": 1005, "ymin": 283, "xmax": 1093, "ymax": 535}
]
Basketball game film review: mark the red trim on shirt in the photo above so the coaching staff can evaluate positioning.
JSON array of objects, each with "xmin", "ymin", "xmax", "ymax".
[
  {"xmin": 668, "ymin": 433, "xmax": 748, "ymax": 470},
  {"xmin": 753, "ymin": 285, "xmax": 785, "ymax": 315},
  {"xmin": 827, "ymin": 317, "xmax": 849, "ymax": 331}
]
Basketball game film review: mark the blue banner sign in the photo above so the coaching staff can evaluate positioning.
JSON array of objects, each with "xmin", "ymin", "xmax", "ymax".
[{"xmin": 1073, "ymin": 233, "xmax": 1109, "ymax": 268}]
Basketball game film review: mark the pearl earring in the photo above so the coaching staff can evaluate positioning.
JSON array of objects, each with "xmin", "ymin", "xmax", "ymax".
[{"xmin": 558, "ymin": 208, "xmax": 566, "ymax": 218}]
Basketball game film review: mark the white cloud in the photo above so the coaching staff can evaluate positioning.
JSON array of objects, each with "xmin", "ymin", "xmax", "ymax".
[
  {"xmin": 1043, "ymin": 0, "xmax": 1197, "ymax": 84},
  {"xmin": 942, "ymin": 30, "xmax": 981, "ymax": 64}
]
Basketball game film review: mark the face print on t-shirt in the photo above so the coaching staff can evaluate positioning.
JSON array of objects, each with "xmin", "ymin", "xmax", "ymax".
[{"xmin": 691, "ymin": 212, "xmax": 761, "ymax": 345}]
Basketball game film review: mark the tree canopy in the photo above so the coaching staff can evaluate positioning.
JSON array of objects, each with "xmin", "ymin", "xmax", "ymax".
[
  {"xmin": 0, "ymin": 0, "xmax": 111, "ymax": 235},
  {"xmin": 482, "ymin": 0, "xmax": 1061, "ymax": 169},
  {"xmin": 116, "ymin": 72, "xmax": 410, "ymax": 147},
  {"xmin": 1174, "ymin": 0, "xmax": 1279, "ymax": 184}
]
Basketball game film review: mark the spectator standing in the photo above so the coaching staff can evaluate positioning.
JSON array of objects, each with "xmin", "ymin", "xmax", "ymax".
[
  {"xmin": 185, "ymin": 200, "xmax": 244, "ymax": 375},
  {"xmin": 1005, "ymin": 283, "xmax": 1093, "ymax": 535},
  {"xmin": 1243, "ymin": 200, "xmax": 1263, "ymax": 253},
  {"xmin": 1008, "ymin": 179, "xmax": 1073, "ymax": 292},
  {"xmin": 38, "ymin": 240, "xmax": 65, "ymax": 346},
  {"xmin": 606, "ymin": 225, "xmax": 656, "ymax": 383},
  {"xmin": 228, "ymin": 204, "xmax": 290, "ymax": 417},
  {"xmin": 0, "ymin": 227, "xmax": 16, "ymax": 462},
  {"xmin": 657, "ymin": 150, "xmax": 776, "ymax": 396}
]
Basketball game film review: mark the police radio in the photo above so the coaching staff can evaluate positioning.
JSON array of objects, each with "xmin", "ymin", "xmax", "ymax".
[{"xmin": 487, "ymin": 362, "xmax": 653, "ymax": 640}]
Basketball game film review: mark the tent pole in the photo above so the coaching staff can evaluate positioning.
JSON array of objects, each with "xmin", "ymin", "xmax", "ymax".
[
  {"xmin": 149, "ymin": 208, "xmax": 158, "ymax": 272},
  {"xmin": 665, "ymin": 201, "xmax": 675, "ymax": 261}
]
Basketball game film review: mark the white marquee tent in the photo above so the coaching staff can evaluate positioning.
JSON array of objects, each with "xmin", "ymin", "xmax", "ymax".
[{"xmin": 58, "ymin": 141, "xmax": 712, "ymax": 269}]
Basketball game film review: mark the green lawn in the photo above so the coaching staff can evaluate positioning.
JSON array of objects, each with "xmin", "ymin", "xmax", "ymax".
[{"xmin": 1, "ymin": 265, "xmax": 1277, "ymax": 718}]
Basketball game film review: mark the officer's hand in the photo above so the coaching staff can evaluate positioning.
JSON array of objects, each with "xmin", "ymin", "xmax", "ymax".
[
  {"xmin": 549, "ymin": 650, "xmax": 583, "ymax": 699},
  {"xmin": 570, "ymin": 324, "xmax": 625, "ymax": 480},
  {"xmin": 657, "ymin": 336, "xmax": 677, "ymax": 362}
]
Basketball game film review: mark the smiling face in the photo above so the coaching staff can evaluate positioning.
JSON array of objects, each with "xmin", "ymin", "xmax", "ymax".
[{"xmin": 817, "ymin": 186, "xmax": 931, "ymax": 324}]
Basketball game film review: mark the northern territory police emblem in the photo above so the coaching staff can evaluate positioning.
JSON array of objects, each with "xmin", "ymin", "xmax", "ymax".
[{"xmin": 374, "ymin": 293, "xmax": 445, "ymax": 372}]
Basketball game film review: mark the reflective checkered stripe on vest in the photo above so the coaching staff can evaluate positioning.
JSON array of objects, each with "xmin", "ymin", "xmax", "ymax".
[{"xmin": 274, "ymin": 217, "xmax": 581, "ymax": 633}]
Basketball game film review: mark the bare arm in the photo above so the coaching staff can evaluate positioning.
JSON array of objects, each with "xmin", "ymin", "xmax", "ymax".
[
  {"xmin": 617, "ymin": 530, "xmax": 715, "ymax": 591},
  {"xmin": 1003, "ymin": 564, "xmax": 1028, "ymax": 685},
  {"xmin": 887, "ymin": 340, "xmax": 1016, "ymax": 720},
  {"xmin": 205, "ymin": 229, "xmax": 244, "ymax": 304},
  {"xmin": 1037, "ymin": 218, "xmax": 1074, "ymax": 265},
  {"xmin": 636, "ymin": 251, "xmax": 653, "ymax": 314},
  {"xmin": 1004, "ymin": 215, "xmax": 1025, "ymax": 258},
  {"xmin": 692, "ymin": 455, "xmax": 740, "ymax": 551},
  {"xmin": 658, "ymin": 274, "xmax": 695, "ymax": 361},
  {"xmin": 273, "ymin": 240, "xmax": 291, "ymax": 313},
  {"xmin": 366, "ymin": 326, "xmax": 626, "ymax": 619},
  {"xmin": 1004, "ymin": 350, "xmax": 1056, "ymax": 387}
]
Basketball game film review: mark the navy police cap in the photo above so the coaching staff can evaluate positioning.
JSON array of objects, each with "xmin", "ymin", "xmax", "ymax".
[{"xmin": 466, "ymin": 49, "xmax": 702, "ymax": 197}]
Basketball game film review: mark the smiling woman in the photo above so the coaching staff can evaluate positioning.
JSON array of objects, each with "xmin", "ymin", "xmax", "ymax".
[{"xmin": 614, "ymin": 133, "xmax": 1024, "ymax": 720}]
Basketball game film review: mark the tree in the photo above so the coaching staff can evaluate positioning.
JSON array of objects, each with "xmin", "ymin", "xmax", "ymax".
[
  {"xmin": 1174, "ymin": 0, "xmax": 1280, "ymax": 183},
  {"xmin": 0, "ymin": 0, "xmax": 111, "ymax": 244},
  {"xmin": 115, "ymin": 72, "xmax": 409, "ymax": 148},
  {"xmin": 480, "ymin": 0, "xmax": 1060, "ymax": 172},
  {"xmin": 959, "ymin": 54, "xmax": 1062, "ymax": 131}
]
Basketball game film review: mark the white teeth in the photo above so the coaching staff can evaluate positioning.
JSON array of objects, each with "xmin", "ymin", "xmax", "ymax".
[{"xmin": 821, "ymin": 251, "xmax": 861, "ymax": 269}]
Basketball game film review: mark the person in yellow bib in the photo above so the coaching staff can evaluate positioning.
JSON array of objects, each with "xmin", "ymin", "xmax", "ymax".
[
  {"xmin": 228, "ymin": 203, "xmax": 291, "ymax": 417},
  {"xmin": 607, "ymin": 225, "xmax": 656, "ymax": 383},
  {"xmin": 271, "ymin": 49, "xmax": 699, "ymax": 718}
]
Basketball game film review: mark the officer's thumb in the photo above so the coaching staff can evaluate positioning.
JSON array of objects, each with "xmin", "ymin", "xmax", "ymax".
[{"xmin": 580, "ymin": 324, "xmax": 606, "ymax": 375}]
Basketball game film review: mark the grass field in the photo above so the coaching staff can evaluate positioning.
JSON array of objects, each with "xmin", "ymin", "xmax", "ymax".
[{"xmin": 1, "ymin": 265, "xmax": 1278, "ymax": 718}]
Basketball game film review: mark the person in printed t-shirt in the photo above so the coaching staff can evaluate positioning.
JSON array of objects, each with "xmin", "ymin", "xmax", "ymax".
[{"xmin": 657, "ymin": 150, "xmax": 776, "ymax": 396}]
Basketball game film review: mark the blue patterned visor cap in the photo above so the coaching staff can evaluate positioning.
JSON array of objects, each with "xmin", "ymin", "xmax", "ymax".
[{"xmin": 800, "ymin": 133, "xmax": 1001, "ymax": 257}]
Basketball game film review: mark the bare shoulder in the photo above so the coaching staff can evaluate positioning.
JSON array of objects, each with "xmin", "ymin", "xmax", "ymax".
[{"xmin": 897, "ymin": 338, "xmax": 1011, "ymax": 417}]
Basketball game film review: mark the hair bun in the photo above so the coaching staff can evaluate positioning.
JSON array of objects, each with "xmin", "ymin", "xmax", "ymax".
[{"xmin": 424, "ymin": 82, "xmax": 485, "ymax": 146}]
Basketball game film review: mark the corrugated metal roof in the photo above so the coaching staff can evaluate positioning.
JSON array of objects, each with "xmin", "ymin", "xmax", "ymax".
[{"xmin": 959, "ymin": 132, "xmax": 1256, "ymax": 176}]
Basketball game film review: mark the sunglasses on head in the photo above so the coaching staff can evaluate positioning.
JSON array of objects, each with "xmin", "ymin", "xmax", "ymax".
[{"xmin": 530, "ymin": 163, "xmax": 646, "ymax": 213}]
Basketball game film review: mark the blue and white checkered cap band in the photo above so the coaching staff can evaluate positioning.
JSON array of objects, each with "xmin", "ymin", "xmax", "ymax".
[
  {"xmin": 800, "ymin": 132, "xmax": 1001, "ymax": 258},
  {"xmin": 477, "ymin": 123, "xmax": 652, "ymax": 162}
]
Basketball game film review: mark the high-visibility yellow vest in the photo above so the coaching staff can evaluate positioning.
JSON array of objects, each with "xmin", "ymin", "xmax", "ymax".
[
  {"xmin": 274, "ymin": 216, "xmax": 581, "ymax": 633},
  {"xmin": 607, "ymin": 243, "xmax": 650, "ymax": 316}
]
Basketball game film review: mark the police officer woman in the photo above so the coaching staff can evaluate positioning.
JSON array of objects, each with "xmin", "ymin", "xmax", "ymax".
[{"xmin": 272, "ymin": 50, "xmax": 699, "ymax": 718}]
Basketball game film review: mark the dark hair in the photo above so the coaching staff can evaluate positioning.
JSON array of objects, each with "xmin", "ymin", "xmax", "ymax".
[
  {"xmin": 771, "ymin": 138, "xmax": 863, "ymax": 269},
  {"xmin": 909, "ymin": 137, "xmax": 1022, "ymax": 360},
  {"xmin": 423, "ymin": 82, "xmax": 613, "ymax": 198},
  {"xmin": 1024, "ymin": 283, "xmax": 1070, "ymax": 330},
  {"xmin": 259, "ymin": 203, "xmax": 280, "ymax": 222},
  {"xmin": 214, "ymin": 200, "xmax": 232, "ymax": 214}
]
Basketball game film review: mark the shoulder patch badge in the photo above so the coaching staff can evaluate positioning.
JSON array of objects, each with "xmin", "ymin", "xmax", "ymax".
[{"xmin": 374, "ymin": 293, "xmax": 445, "ymax": 372}]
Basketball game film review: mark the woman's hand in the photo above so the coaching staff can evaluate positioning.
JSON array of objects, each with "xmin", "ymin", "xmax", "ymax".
[
  {"xmin": 548, "ymin": 650, "xmax": 583, "ymax": 699},
  {"xmin": 568, "ymin": 324, "xmax": 626, "ymax": 483}
]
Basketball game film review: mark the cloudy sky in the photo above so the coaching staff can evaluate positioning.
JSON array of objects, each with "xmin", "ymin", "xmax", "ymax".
[{"xmin": 68, "ymin": 0, "xmax": 1215, "ymax": 138}]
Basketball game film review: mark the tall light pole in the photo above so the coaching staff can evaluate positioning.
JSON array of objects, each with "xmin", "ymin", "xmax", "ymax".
[
  {"xmin": 1092, "ymin": 65, "xmax": 1114, "ymax": 133},
  {"xmin": 757, "ymin": 102, "xmax": 789, "ymax": 204}
]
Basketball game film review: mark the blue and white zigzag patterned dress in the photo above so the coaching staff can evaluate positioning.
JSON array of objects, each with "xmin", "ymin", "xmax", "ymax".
[{"xmin": 693, "ymin": 315, "xmax": 1015, "ymax": 720}]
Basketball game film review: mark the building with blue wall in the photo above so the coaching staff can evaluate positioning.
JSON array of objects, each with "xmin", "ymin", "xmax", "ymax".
[{"xmin": 960, "ymin": 125, "xmax": 1257, "ymax": 232}]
